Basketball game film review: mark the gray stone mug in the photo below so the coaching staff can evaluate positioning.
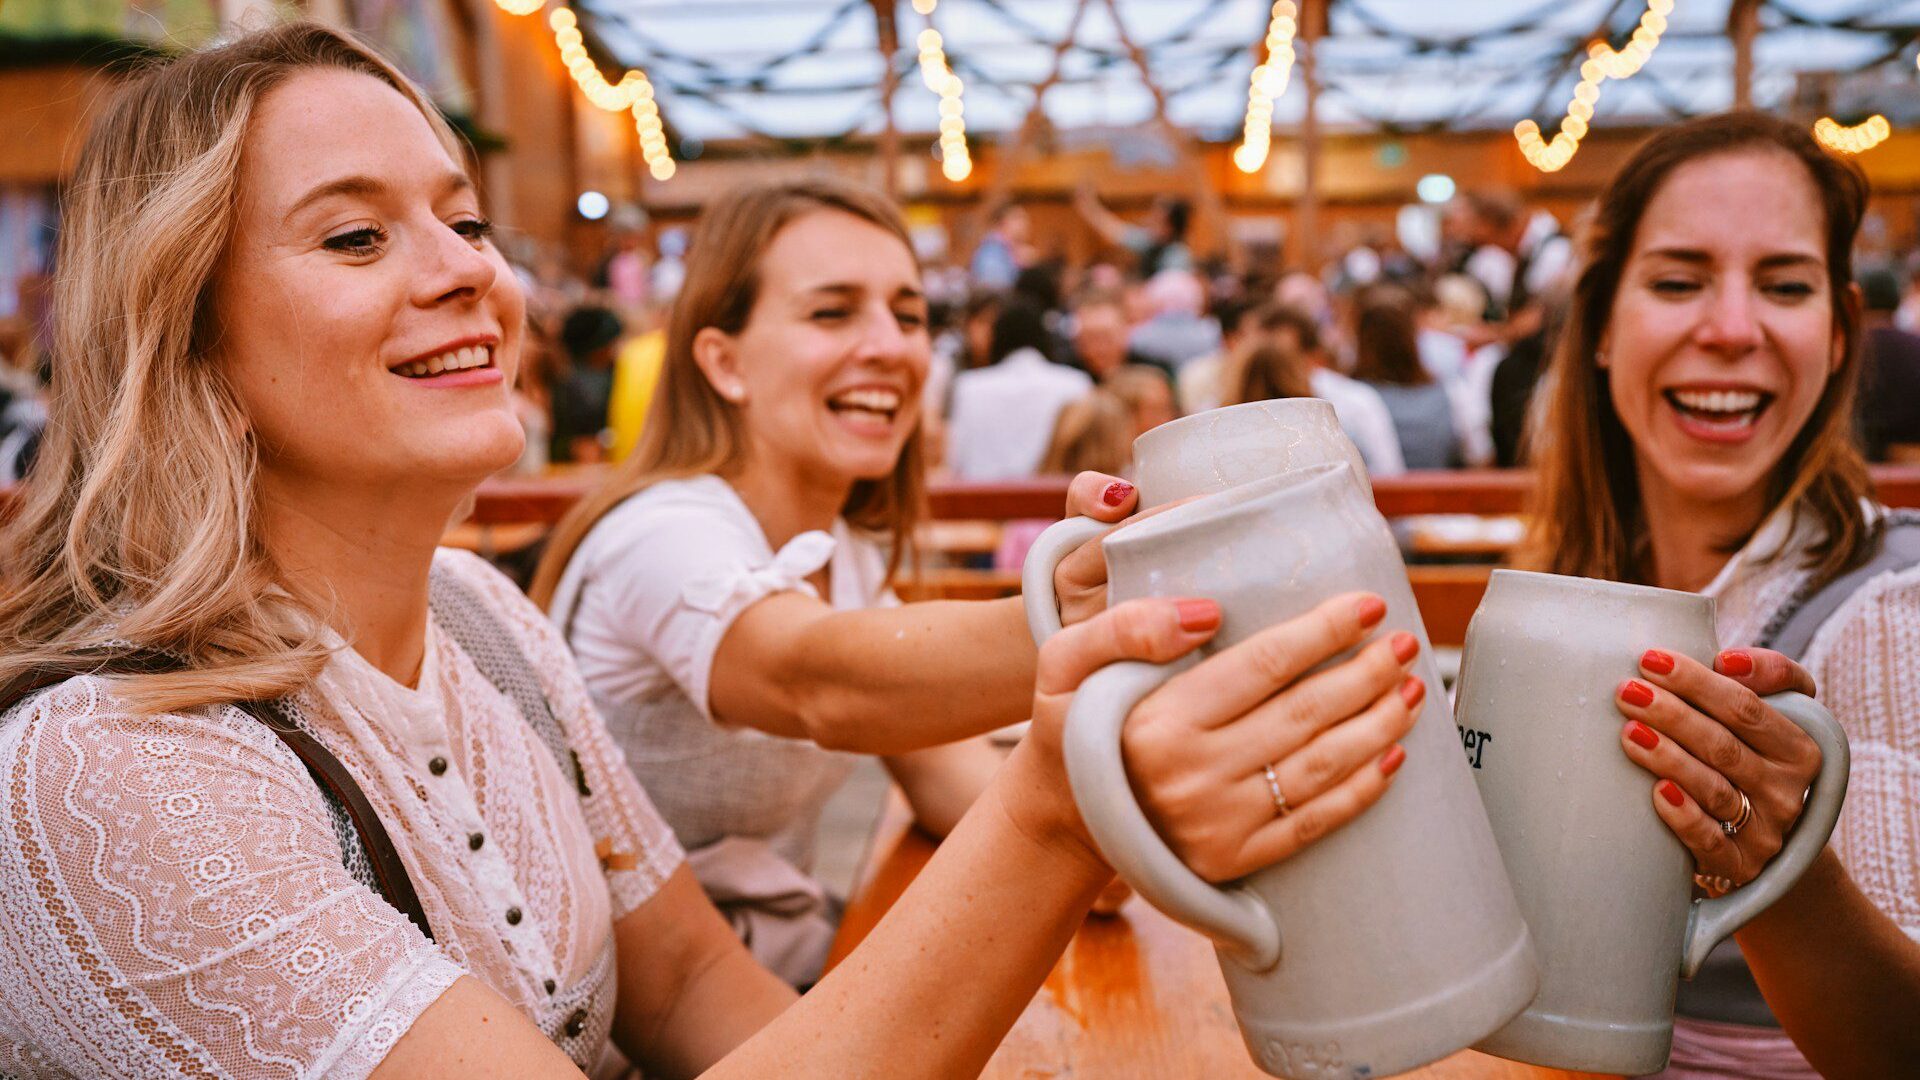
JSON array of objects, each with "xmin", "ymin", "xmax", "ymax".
[
  {"xmin": 1457, "ymin": 569, "xmax": 1850, "ymax": 1076},
  {"xmin": 1023, "ymin": 398, "xmax": 1367, "ymax": 643},
  {"xmin": 1062, "ymin": 463, "xmax": 1537, "ymax": 1079}
]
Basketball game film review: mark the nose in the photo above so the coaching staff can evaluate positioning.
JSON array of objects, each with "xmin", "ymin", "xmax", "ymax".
[
  {"xmin": 412, "ymin": 217, "xmax": 497, "ymax": 308},
  {"xmin": 854, "ymin": 303, "xmax": 918, "ymax": 366},
  {"xmin": 1693, "ymin": 277, "xmax": 1763, "ymax": 356}
]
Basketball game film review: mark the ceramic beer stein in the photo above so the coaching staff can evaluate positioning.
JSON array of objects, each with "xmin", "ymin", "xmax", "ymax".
[
  {"xmin": 1063, "ymin": 463, "xmax": 1538, "ymax": 1080},
  {"xmin": 1023, "ymin": 398, "xmax": 1367, "ymax": 642},
  {"xmin": 1456, "ymin": 570, "xmax": 1850, "ymax": 1076}
]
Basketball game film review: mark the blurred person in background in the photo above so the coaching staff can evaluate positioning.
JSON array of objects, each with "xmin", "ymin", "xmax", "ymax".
[
  {"xmin": 1068, "ymin": 291, "xmax": 1171, "ymax": 384},
  {"xmin": 551, "ymin": 305, "xmax": 623, "ymax": 463},
  {"xmin": 1264, "ymin": 303, "xmax": 1406, "ymax": 476},
  {"xmin": 1349, "ymin": 287, "xmax": 1465, "ymax": 469},
  {"xmin": 1179, "ymin": 295, "xmax": 1257, "ymax": 413},
  {"xmin": 1222, "ymin": 339, "xmax": 1314, "ymax": 409},
  {"xmin": 970, "ymin": 202, "xmax": 1032, "ymax": 291},
  {"xmin": 1127, "ymin": 269, "xmax": 1221, "ymax": 370},
  {"xmin": 1854, "ymin": 267, "xmax": 1920, "ymax": 462},
  {"xmin": 1104, "ymin": 363, "xmax": 1179, "ymax": 439},
  {"xmin": 1074, "ymin": 185, "xmax": 1193, "ymax": 278},
  {"xmin": 1447, "ymin": 189, "xmax": 1573, "ymax": 346},
  {"xmin": 607, "ymin": 306, "xmax": 669, "ymax": 462},
  {"xmin": 947, "ymin": 297, "xmax": 1092, "ymax": 480}
]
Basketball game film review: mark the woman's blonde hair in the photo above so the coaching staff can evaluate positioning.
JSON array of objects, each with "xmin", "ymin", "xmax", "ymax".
[
  {"xmin": 1038, "ymin": 390, "xmax": 1132, "ymax": 477},
  {"xmin": 1513, "ymin": 111, "xmax": 1873, "ymax": 585},
  {"xmin": 0, "ymin": 22, "xmax": 466, "ymax": 712},
  {"xmin": 530, "ymin": 177, "xmax": 927, "ymax": 605}
]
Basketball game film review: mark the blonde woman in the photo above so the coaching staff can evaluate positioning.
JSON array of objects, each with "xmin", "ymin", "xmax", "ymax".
[
  {"xmin": 528, "ymin": 180, "xmax": 1140, "ymax": 983},
  {"xmin": 0, "ymin": 24, "xmax": 1425, "ymax": 1078},
  {"xmin": 1518, "ymin": 111, "xmax": 1920, "ymax": 1076}
]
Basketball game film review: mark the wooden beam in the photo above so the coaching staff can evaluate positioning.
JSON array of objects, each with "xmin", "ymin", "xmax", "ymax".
[
  {"xmin": 1728, "ymin": 0, "xmax": 1762, "ymax": 110},
  {"xmin": 1296, "ymin": 0, "xmax": 1326, "ymax": 272},
  {"xmin": 1098, "ymin": 0, "xmax": 1227, "ymax": 236},
  {"xmin": 870, "ymin": 0, "xmax": 902, "ymax": 199},
  {"xmin": 977, "ymin": 0, "xmax": 1097, "ymax": 218}
]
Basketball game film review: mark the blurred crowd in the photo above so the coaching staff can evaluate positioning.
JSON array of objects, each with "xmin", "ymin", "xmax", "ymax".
[{"xmin": 3, "ymin": 184, "xmax": 1917, "ymax": 494}]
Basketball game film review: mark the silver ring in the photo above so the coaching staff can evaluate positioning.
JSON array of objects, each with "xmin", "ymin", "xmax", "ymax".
[
  {"xmin": 1720, "ymin": 790, "xmax": 1753, "ymax": 838},
  {"xmin": 1262, "ymin": 762, "xmax": 1290, "ymax": 818}
]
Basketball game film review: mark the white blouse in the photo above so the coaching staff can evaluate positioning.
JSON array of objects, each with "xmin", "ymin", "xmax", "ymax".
[
  {"xmin": 0, "ymin": 550, "xmax": 683, "ymax": 1079},
  {"xmin": 550, "ymin": 475, "xmax": 893, "ymax": 877},
  {"xmin": 1703, "ymin": 503, "xmax": 1920, "ymax": 939}
]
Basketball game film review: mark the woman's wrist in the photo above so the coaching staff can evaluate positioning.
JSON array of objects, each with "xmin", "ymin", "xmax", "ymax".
[{"xmin": 985, "ymin": 740, "xmax": 1111, "ymax": 885}]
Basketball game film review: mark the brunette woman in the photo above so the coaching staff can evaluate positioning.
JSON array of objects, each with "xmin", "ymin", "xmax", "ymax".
[
  {"xmin": 1518, "ymin": 111, "xmax": 1920, "ymax": 1078},
  {"xmin": 1349, "ymin": 286, "xmax": 1467, "ymax": 469},
  {"xmin": 0, "ymin": 24, "xmax": 1424, "ymax": 1078}
]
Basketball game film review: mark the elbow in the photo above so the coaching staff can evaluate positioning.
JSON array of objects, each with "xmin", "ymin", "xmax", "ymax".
[{"xmin": 791, "ymin": 683, "xmax": 872, "ymax": 754}]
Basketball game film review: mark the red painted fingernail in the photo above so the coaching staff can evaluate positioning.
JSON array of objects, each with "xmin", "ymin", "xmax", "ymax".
[
  {"xmin": 1356, "ymin": 595, "xmax": 1387, "ymax": 629},
  {"xmin": 1379, "ymin": 744, "xmax": 1407, "ymax": 777},
  {"xmin": 1658, "ymin": 780, "xmax": 1685, "ymax": 808},
  {"xmin": 1641, "ymin": 649, "xmax": 1675, "ymax": 675},
  {"xmin": 1175, "ymin": 599, "xmax": 1220, "ymax": 632},
  {"xmin": 1716, "ymin": 649, "xmax": 1754, "ymax": 677},
  {"xmin": 1626, "ymin": 721, "xmax": 1659, "ymax": 750},
  {"xmin": 1390, "ymin": 632, "xmax": 1419, "ymax": 664},
  {"xmin": 1619, "ymin": 679, "xmax": 1655, "ymax": 709},
  {"xmin": 1399, "ymin": 676, "xmax": 1425, "ymax": 709},
  {"xmin": 1102, "ymin": 481, "xmax": 1134, "ymax": 507}
]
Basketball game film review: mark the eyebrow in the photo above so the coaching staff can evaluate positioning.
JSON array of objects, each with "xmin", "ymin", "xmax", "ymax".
[
  {"xmin": 801, "ymin": 281, "xmax": 926, "ymax": 302},
  {"xmin": 1642, "ymin": 246, "xmax": 1823, "ymax": 271},
  {"xmin": 286, "ymin": 170, "xmax": 472, "ymax": 218}
]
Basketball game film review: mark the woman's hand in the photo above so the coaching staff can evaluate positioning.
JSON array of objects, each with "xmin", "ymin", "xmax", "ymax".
[
  {"xmin": 1615, "ymin": 647, "xmax": 1823, "ymax": 890},
  {"xmin": 1052, "ymin": 472, "xmax": 1138, "ymax": 628},
  {"xmin": 1003, "ymin": 590, "xmax": 1420, "ymax": 885}
]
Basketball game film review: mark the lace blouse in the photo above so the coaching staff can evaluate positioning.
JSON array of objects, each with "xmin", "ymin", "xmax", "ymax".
[
  {"xmin": 1702, "ymin": 503, "xmax": 1920, "ymax": 938},
  {"xmin": 0, "ymin": 550, "xmax": 684, "ymax": 1079}
]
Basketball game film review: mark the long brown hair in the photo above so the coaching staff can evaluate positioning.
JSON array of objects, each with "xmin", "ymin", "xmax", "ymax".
[
  {"xmin": 0, "ymin": 22, "xmax": 461, "ymax": 713},
  {"xmin": 1513, "ymin": 111, "xmax": 1872, "ymax": 585},
  {"xmin": 531, "ymin": 177, "xmax": 926, "ymax": 604},
  {"xmin": 1349, "ymin": 286, "xmax": 1431, "ymax": 387}
]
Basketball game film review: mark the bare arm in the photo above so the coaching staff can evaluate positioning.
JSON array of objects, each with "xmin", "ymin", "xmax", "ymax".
[
  {"xmin": 707, "ymin": 472, "xmax": 1134, "ymax": 754},
  {"xmin": 882, "ymin": 736, "xmax": 1003, "ymax": 838},
  {"xmin": 1074, "ymin": 183, "xmax": 1134, "ymax": 249}
]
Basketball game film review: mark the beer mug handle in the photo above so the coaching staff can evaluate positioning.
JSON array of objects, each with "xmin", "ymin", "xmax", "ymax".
[
  {"xmin": 1681, "ymin": 690, "xmax": 1850, "ymax": 978},
  {"xmin": 1021, "ymin": 515, "xmax": 1117, "ymax": 644},
  {"xmin": 1062, "ymin": 658, "xmax": 1284, "ymax": 971}
]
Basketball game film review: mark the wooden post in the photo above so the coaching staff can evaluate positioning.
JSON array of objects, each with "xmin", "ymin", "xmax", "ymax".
[
  {"xmin": 977, "ymin": 0, "xmax": 1097, "ymax": 216},
  {"xmin": 1297, "ymin": 0, "xmax": 1324, "ymax": 272},
  {"xmin": 1100, "ymin": 0, "xmax": 1226, "ymax": 246},
  {"xmin": 1728, "ymin": 0, "xmax": 1761, "ymax": 110},
  {"xmin": 871, "ymin": 0, "xmax": 902, "ymax": 199},
  {"xmin": 467, "ymin": 0, "xmax": 518, "ymax": 227}
]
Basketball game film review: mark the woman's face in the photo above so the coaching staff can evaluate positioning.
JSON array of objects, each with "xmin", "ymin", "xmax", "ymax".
[
  {"xmin": 1602, "ymin": 149, "xmax": 1843, "ymax": 508},
  {"xmin": 211, "ymin": 68, "xmax": 526, "ymax": 504},
  {"xmin": 700, "ymin": 210, "xmax": 929, "ymax": 487}
]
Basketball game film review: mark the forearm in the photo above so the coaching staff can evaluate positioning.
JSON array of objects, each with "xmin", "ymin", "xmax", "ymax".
[
  {"xmin": 1736, "ymin": 847, "xmax": 1920, "ymax": 1077},
  {"xmin": 637, "ymin": 943, "xmax": 794, "ymax": 1079},
  {"xmin": 790, "ymin": 597, "xmax": 1037, "ymax": 753},
  {"xmin": 702, "ymin": 746, "xmax": 1108, "ymax": 1078},
  {"xmin": 885, "ymin": 737, "xmax": 1003, "ymax": 838}
]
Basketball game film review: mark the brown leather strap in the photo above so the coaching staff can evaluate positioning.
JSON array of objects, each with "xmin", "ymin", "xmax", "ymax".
[
  {"xmin": 248, "ymin": 697, "xmax": 435, "ymax": 942},
  {"xmin": 0, "ymin": 655, "xmax": 434, "ymax": 942}
]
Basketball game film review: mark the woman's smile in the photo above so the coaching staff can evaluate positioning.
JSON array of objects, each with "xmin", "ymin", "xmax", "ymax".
[
  {"xmin": 388, "ymin": 335, "xmax": 503, "ymax": 388},
  {"xmin": 823, "ymin": 383, "xmax": 907, "ymax": 439},
  {"xmin": 1659, "ymin": 381, "xmax": 1775, "ymax": 445}
]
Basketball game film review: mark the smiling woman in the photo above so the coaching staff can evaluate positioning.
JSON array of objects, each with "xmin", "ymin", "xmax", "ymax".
[{"xmin": 1515, "ymin": 111, "xmax": 1920, "ymax": 1077}]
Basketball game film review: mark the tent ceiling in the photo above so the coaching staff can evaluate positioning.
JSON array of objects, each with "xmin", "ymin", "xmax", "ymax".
[{"xmin": 580, "ymin": 0, "xmax": 1920, "ymax": 145}]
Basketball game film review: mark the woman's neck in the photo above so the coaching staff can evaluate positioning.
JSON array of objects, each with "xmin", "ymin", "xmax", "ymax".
[
  {"xmin": 725, "ymin": 450, "xmax": 852, "ymax": 553},
  {"xmin": 1635, "ymin": 460, "xmax": 1771, "ymax": 593},
  {"xmin": 254, "ymin": 471, "xmax": 467, "ymax": 687}
]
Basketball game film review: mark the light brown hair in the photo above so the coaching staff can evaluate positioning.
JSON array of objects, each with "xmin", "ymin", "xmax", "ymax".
[
  {"xmin": 1038, "ymin": 390, "xmax": 1132, "ymax": 476},
  {"xmin": 1513, "ymin": 111, "xmax": 1873, "ymax": 585},
  {"xmin": 0, "ymin": 22, "xmax": 462, "ymax": 712},
  {"xmin": 531, "ymin": 177, "xmax": 927, "ymax": 604}
]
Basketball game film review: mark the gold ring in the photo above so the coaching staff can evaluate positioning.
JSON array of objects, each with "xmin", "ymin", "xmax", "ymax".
[
  {"xmin": 1720, "ymin": 790, "xmax": 1753, "ymax": 838},
  {"xmin": 1263, "ymin": 763, "xmax": 1290, "ymax": 818}
]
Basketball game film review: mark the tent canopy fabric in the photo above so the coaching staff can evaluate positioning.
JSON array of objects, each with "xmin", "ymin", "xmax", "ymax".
[{"xmin": 580, "ymin": 0, "xmax": 1920, "ymax": 145}]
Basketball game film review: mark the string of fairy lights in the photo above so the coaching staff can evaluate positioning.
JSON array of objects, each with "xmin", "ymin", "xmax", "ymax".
[
  {"xmin": 1814, "ymin": 114, "xmax": 1891, "ymax": 155},
  {"xmin": 913, "ymin": 0, "xmax": 973, "ymax": 182},
  {"xmin": 1232, "ymin": 0, "xmax": 1299, "ymax": 174},
  {"xmin": 491, "ymin": 0, "xmax": 675, "ymax": 181},
  {"xmin": 1514, "ymin": 0, "xmax": 1673, "ymax": 173}
]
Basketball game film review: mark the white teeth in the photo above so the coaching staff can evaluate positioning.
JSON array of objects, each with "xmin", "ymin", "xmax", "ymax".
[
  {"xmin": 830, "ymin": 388, "xmax": 902, "ymax": 412},
  {"xmin": 1673, "ymin": 388, "xmax": 1762, "ymax": 414},
  {"xmin": 392, "ymin": 345, "xmax": 492, "ymax": 378}
]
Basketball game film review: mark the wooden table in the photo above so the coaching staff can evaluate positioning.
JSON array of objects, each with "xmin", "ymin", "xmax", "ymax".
[{"xmin": 826, "ymin": 803, "xmax": 1615, "ymax": 1080}]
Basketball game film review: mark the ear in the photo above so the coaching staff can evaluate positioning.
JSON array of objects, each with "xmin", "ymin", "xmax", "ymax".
[
  {"xmin": 1595, "ymin": 329, "xmax": 1612, "ymax": 369},
  {"xmin": 1835, "ymin": 282, "xmax": 1862, "ymax": 374},
  {"xmin": 691, "ymin": 326, "xmax": 746, "ymax": 404}
]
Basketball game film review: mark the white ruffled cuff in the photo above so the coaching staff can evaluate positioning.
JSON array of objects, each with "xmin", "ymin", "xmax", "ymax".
[{"xmin": 681, "ymin": 530, "xmax": 837, "ymax": 722}]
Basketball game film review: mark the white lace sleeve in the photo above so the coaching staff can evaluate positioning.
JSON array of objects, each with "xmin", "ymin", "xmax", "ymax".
[
  {"xmin": 436, "ymin": 549, "xmax": 684, "ymax": 920},
  {"xmin": 0, "ymin": 677, "xmax": 464, "ymax": 1080},
  {"xmin": 1802, "ymin": 563, "xmax": 1920, "ymax": 937}
]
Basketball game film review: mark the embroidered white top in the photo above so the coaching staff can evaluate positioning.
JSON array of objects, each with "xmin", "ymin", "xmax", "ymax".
[
  {"xmin": 0, "ymin": 549, "xmax": 684, "ymax": 1079},
  {"xmin": 1701, "ymin": 503, "xmax": 1920, "ymax": 939}
]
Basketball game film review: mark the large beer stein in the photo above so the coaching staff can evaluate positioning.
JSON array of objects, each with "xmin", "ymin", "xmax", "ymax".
[
  {"xmin": 1023, "ymin": 398, "xmax": 1367, "ymax": 642},
  {"xmin": 1457, "ymin": 570, "xmax": 1850, "ymax": 1075},
  {"xmin": 1062, "ymin": 464, "xmax": 1538, "ymax": 1079}
]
